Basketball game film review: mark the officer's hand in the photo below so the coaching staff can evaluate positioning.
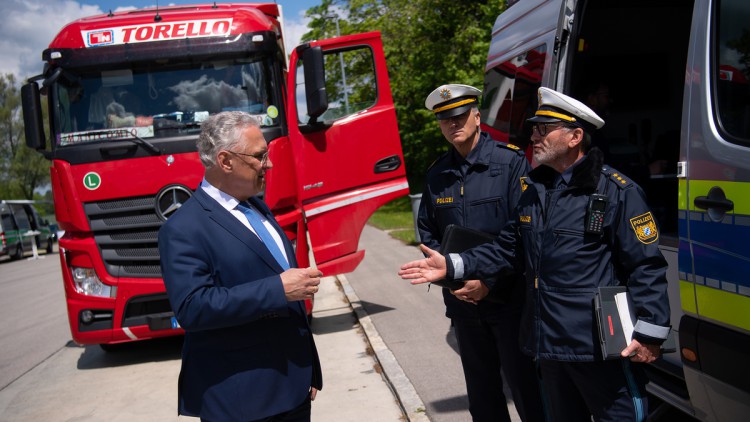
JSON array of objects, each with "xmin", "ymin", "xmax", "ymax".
[
  {"xmin": 452, "ymin": 280, "xmax": 488, "ymax": 304},
  {"xmin": 621, "ymin": 338, "xmax": 661, "ymax": 363},
  {"xmin": 281, "ymin": 267, "xmax": 323, "ymax": 302},
  {"xmin": 398, "ymin": 244, "xmax": 447, "ymax": 285}
]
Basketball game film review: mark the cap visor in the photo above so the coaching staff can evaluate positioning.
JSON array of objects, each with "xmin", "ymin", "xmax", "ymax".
[
  {"xmin": 436, "ymin": 104, "xmax": 473, "ymax": 120},
  {"xmin": 526, "ymin": 115, "xmax": 562, "ymax": 124}
]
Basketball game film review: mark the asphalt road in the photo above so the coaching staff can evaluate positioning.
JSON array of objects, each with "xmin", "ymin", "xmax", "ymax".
[{"xmin": 0, "ymin": 247, "xmax": 69, "ymax": 391}]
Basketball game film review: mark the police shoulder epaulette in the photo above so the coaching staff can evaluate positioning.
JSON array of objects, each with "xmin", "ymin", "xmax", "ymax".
[
  {"xmin": 426, "ymin": 152, "xmax": 449, "ymax": 172},
  {"xmin": 602, "ymin": 167, "xmax": 633, "ymax": 189},
  {"xmin": 496, "ymin": 142, "xmax": 526, "ymax": 156}
]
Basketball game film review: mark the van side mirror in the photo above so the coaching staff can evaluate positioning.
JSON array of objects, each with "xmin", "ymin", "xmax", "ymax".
[
  {"xmin": 21, "ymin": 82, "xmax": 47, "ymax": 152},
  {"xmin": 301, "ymin": 46, "xmax": 328, "ymax": 123}
]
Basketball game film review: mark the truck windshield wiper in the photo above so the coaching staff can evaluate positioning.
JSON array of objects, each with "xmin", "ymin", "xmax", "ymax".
[{"xmin": 125, "ymin": 132, "xmax": 161, "ymax": 155}]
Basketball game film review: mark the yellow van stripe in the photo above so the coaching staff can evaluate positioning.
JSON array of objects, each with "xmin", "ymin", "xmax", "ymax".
[
  {"xmin": 680, "ymin": 179, "xmax": 750, "ymax": 215},
  {"xmin": 680, "ymin": 280, "xmax": 697, "ymax": 314},
  {"xmin": 689, "ymin": 284, "xmax": 750, "ymax": 331}
]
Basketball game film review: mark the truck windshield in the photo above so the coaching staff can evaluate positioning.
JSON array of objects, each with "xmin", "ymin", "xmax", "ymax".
[{"xmin": 52, "ymin": 56, "xmax": 280, "ymax": 147}]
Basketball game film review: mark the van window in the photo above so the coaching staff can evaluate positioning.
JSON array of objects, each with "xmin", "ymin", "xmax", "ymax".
[
  {"xmin": 2, "ymin": 211, "xmax": 16, "ymax": 231},
  {"xmin": 480, "ymin": 45, "xmax": 546, "ymax": 151},
  {"xmin": 9, "ymin": 205, "xmax": 31, "ymax": 231},
  {"xmin": 714, "ymin": 0, "xmax": 750, "ymax": 144}
]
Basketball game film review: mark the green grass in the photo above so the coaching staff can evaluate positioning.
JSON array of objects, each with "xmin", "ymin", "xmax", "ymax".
[{"xmin": 368, "ymin": 196, "xmax": 419, "ymax": 245}]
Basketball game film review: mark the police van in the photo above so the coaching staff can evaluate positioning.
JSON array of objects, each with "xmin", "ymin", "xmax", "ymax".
[
  {"xmin": 480, "ymin": 0, "xmax": 749, "ymax": 420},
  {"xmin": 0, "ymin": 200, "xmax": 54, "ymax": 260}
]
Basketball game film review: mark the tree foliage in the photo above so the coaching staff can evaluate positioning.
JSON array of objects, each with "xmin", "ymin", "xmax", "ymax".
[
  {"xmin": 0, "ymin": 74, "xmax": 50, "ymax": 200},
  {"xmin": 303, "ymin": 0, "xmax": 506, "ymax": 191}
]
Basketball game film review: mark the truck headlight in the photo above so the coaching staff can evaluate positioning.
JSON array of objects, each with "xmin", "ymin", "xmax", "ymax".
[{"xmin": 71, "ymin": 267, "xmax": 113, "ymax": 298}]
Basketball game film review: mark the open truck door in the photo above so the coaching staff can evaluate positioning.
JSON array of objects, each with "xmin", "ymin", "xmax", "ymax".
[{"xmin": 286, "ymin": 32, "xmax": 409, "ymax": 276}]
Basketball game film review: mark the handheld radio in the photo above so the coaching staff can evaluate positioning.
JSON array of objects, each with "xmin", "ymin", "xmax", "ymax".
[{"xmin": 585, "ymin": 194, "xmax": 608, "ymax": 234}]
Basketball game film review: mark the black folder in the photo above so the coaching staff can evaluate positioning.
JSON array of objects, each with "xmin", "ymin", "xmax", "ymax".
[
  {"xmin": 435, "ymin": 224, "xmax": 497, "ymax": 290},
  {"xmin": 594, "ymin": 286, "xmax": 676, "ymax": 359},
  {"xmin": 594, "ymin": 286, "xmax": 633, "ymax": 359}
]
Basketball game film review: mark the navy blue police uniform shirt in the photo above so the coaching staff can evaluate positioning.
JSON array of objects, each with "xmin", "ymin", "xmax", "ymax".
[{"xmin": 417, "ymin": 131, "xmax": 531, "ymax": 319}]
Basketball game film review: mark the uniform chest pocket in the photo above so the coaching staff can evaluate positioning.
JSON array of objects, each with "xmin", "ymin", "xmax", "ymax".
[
  {"xmin": 434, "ymin": 200, "xmax": 460, "ymax": 226},
  {"xmin": 468, "ymin": 196, "xmax": 506, "ymax": 221},
  {"xmin": 551, "ymin": 228, "xmax": 604, "ymax": 258}
]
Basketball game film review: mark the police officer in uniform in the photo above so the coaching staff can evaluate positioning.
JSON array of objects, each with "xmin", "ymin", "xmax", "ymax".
[
  {"xmin": 417, "ymin": 84, "xmax": 544, "ymax": 422},
  {"xmin": 401, "ymin": 87, "xmax": 670, "ymax": 421}
]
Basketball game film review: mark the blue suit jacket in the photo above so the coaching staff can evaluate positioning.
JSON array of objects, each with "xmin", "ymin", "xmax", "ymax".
[{"xmin": 158, "ymin": 188, "xmax": 322, "ymax": 421}]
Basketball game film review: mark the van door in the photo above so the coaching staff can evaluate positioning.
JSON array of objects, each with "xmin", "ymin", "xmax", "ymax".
[
  {"xmin": 9, "ymin": 204, "xmax": 34, "ymax": 254},
  {"xmin": 286, "ymin": 32, "xmax": 409, "ymax": 275},
  {"xmin": 680, "ymin": 0, "xmax": 750, "ymax": 418}
]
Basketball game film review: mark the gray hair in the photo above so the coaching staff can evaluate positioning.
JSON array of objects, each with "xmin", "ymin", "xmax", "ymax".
[{"xmin": 197, "ymin": 111, "xmax": 261, "ymax": 168}]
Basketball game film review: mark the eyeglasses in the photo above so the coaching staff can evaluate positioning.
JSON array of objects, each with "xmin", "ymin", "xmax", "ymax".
[
  {"xmin": 228, "ymin": 150, "xmax": 269, "ymax": 166},
  {"xmin": 531, "ymin": 123, "xmax": 574, "ymax": 136}
]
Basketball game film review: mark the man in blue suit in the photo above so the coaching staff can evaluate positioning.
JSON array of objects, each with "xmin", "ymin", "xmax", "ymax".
[{"xmin": 159, "ymin": 111, "xmax": 323, "ymax": 422}]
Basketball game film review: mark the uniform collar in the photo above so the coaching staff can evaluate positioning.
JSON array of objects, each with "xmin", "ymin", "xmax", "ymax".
[
  {"xmin": 449, "ymin": 131, "xmax": 493, "ymax": 167},
  {"xmin": 529, "ymin": 147, "xmax": 604, "ymax": 190}
]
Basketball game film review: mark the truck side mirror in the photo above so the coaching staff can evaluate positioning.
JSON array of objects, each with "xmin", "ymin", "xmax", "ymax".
[
  {"xmin": 302, "ymin": 46, "xmax": 328, "ymax": 123},
  {"xmin": 21, "ymin": 82, "xmax": 47, "ymax": 152}
]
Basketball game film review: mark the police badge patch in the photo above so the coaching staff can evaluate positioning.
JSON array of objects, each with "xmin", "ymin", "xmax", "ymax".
[
  {"xmin": 630, "ymin": 212, "xmax": 659, "ymax": 244},
  {"xmin": 520, "ymin": 176, "xmax": 528, "ymax": 192}
]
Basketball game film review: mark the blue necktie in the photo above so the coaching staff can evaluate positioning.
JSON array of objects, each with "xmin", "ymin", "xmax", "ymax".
[{"xmin": 237, "ymin": 202, "xmax": 290, "ymax": 270}]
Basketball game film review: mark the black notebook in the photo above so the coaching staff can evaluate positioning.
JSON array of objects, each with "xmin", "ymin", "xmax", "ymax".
[
  {"xmin": 595, "ymin": 286, "xmax": 634, "ymax": 359},
  {"xmin": 594, "ymin": 286, "xmax": 676, "ymax": 359},
  {"xmin": 435, "ymin": 224, "xmax": 497, "ymax": 290}
]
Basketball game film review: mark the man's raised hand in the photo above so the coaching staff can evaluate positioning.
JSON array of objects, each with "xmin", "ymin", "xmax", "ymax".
[{"xmin": 398, "ymin": 244, "xmax": 448, "ymax": 284}]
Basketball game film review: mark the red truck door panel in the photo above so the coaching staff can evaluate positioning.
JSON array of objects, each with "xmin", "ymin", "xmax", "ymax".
[{"xmin": 287, "ymin": 32, "xmax": 408, "ymax": 275}]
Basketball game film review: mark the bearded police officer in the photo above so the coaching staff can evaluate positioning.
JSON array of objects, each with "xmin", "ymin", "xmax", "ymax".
[
  {"xmin": 416, "ymin": 84, "xmax": 544, "ymax": 422},
  {"xmin": 401, "ymin": 87, "xmax": 670, "ymax": 421}
]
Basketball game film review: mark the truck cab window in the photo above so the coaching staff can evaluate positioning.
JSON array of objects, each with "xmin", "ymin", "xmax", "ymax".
[
  {"xmin": 296, "ymin": 46, "xmax": 377, "ymax": 124},
  {"xmin": 53, "ymin": 57, "xmax": 280, "ymax": 148}
]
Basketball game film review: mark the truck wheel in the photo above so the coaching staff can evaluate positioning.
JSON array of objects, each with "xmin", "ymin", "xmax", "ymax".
[{"xmin": 11, "ymin": 244, "xmax": 23, "ymax": 260}]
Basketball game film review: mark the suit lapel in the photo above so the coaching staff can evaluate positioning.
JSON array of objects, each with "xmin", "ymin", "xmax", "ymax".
[{"xmin": 194, "ymin": 189, "xmax": 284, "ymax": 271}]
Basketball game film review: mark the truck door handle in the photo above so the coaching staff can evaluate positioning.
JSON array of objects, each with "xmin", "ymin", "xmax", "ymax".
[
  {"xmin": 374, "ymin": 155, "xmax": 402, "ymax": 173},
  {"xmin": 694, "ymin": 186, "xmax": 733, "ymax": 221}
]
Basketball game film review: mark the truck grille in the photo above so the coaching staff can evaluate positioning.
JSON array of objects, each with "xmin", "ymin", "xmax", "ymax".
[{"xmin": 85, "ymin": 196, "xmax": 164, "ymax": 278}]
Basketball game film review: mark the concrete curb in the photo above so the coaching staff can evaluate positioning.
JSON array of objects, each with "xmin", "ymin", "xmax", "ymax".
[{"xmin": 337, "ymin": 274, "xmax": 430, "ymax": 422}]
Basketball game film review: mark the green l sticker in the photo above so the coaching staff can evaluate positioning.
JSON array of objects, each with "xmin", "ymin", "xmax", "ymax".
[{"xmin": 83, "ymin": 172, "xmax": 101, "ymax": 190}]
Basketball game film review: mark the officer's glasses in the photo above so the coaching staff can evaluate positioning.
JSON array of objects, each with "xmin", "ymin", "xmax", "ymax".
[
  {"xmin": 228, "ymin": 150, "xmax": 269, "ymax": 166},
  {"xmin": 531, "ymin": 123, "xmax": 573, "ymax": 136}
]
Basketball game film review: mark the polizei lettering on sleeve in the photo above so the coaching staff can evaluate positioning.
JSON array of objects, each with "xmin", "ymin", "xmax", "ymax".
[{"xmin": 82, "ymin": 19, "xmax": 233, "ymax": 47}]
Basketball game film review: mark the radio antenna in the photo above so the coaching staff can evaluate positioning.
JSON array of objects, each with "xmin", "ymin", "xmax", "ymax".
[{"xmin": 154, "ymin": 0, "xmax": 162, "ymax": 22}]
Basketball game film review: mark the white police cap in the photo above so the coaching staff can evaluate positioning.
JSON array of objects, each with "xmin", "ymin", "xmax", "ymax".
[
  {"xmin": 527, "ymin": 87, "xmax": 605, "ymax": 131},
  {"xmin": 425, "ymin": 84, "xmax": 482, "ymax": 120}
]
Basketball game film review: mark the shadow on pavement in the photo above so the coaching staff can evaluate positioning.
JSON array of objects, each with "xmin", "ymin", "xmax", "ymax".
[
  {"xmin": 310, "ymin": 312, "xmax": 359, "ymax": 335},
  {"xmin": 72, "ymin": 336, "xmax": 183, "ymax": 370},
  {"xmin": 356, "ymin": 300, "xmax": 395, "ymax": 317},
  {"xmin": 429, "ymin": 394, "xmax": 470, "ymax": 413}
]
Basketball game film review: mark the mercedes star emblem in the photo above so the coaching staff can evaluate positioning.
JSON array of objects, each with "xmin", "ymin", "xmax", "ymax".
[{"xmin": 155, "ymin": 185, "xmax": 192, "ymax": 221}]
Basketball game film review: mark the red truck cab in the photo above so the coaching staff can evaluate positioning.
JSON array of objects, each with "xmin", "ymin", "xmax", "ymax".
[{"xmin": 22, "ymin": 3, "xmax": 407, "ymax": 347}]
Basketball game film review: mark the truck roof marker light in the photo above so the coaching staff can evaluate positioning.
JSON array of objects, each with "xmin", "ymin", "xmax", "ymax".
[
  {"xmin": 682, "ymin": 347, "xmax": 698, "ymax": 362},
  {"xmin": 252, "ymin": 35, "xmax": 264, "ymax": 43},
  {"xmin": 50, "ymin": 52, "xmax": 62, "ymax": 59}
]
